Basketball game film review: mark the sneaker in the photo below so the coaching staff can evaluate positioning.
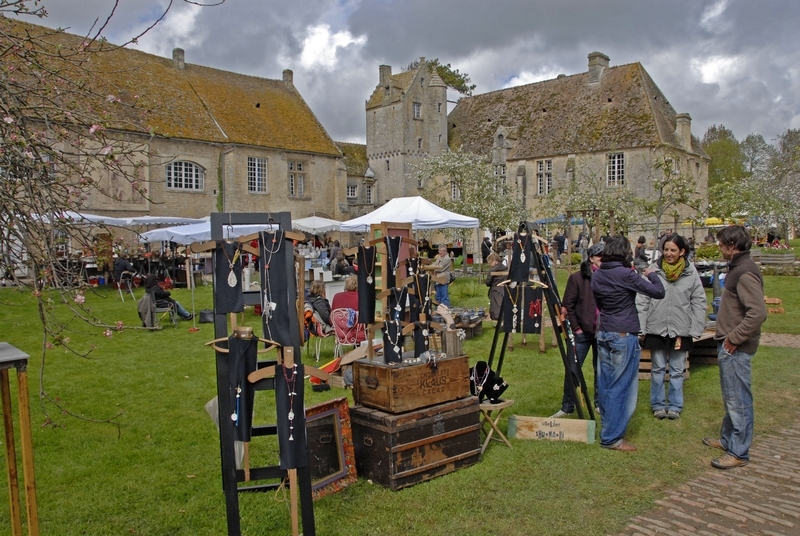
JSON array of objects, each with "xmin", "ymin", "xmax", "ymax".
[
  {"xmin": 653, "ymin": 409, "xmax": 668, "ymax": 419},
  {"xmin": 711, "ymin": 453, "xmax": 748, "ymax": 469},
  {"xmin": 702, "ymin": 437, "xmax": 725, "ymax": 450},
  {"xmin": 550, "ymin": 410, "xmax": 573, "ymax": 418},
  {"xmin": 666, "ymin": 410, "xmax": 680, "ymax": 420}
]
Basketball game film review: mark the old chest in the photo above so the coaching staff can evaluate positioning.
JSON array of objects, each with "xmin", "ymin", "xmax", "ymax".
[
  {"xmin": 353, "ymin": 354, "xmax": 470, "ymax": 413},
  {"xmin": 350, "ymin": 397, "xmax": 481, "ymax": 490}
]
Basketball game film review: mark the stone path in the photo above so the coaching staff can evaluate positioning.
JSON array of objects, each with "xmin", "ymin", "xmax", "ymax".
[{"xmin": 619, "ymin": 336, "xmax": 800, "ymax": 536}]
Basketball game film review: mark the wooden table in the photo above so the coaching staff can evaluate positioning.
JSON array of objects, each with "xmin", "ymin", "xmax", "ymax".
[{"xmin": 0, "ymin": 342, "xmax": 39, "ymax": 536}]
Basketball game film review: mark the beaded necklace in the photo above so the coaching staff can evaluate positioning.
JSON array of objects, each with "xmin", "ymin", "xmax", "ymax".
[{"xmin": 282, "ymin": 363, "xmax": 298, "ymax": 441}]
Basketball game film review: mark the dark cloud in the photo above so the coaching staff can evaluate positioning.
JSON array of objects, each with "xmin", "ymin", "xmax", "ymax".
[{"xmin": 31, "ymin": 0, "xmax": 800, "ymax": 143}]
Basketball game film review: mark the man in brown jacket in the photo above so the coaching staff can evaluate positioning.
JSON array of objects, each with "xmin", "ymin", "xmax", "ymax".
[{"xmin": 705, "ymin": 225, "xmax": 767, "ymax": 469}]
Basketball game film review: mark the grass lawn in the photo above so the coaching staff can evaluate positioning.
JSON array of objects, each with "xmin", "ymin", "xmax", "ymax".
[{"xmin": 0, "ymin": 271, "xmax": 798, "ymax": 535}]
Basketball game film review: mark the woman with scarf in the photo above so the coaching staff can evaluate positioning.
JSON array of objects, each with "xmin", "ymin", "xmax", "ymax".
[{"xmin": 637, "ymin": 234, "xmax": 707, "ymax": 420}]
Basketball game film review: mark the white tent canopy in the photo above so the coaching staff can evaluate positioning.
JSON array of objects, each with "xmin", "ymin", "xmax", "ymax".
[
  {"xmin": 340, "ymin": 196, "xmax": 479, "ymax": 232},
  {"xmin": 35, "ymin": 211, "xmax": 129, "ymax": 226},
  {"xmin": 292, "ymin": 215, "xmax": 341, "ymax": 234},
  {"xmin": 124, "ymin": 216, "xmax": 207, "ymax": 226},
  {"xmin": 139, "ymin": 221, "xmax": 277, "ymax": 245}
]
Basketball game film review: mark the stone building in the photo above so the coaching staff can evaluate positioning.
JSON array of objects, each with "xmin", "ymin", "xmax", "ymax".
[
  {"xmin": 8, "ymin": 19, "xmax": 343, "ymax": 224},
  {"xmin": 334, "ymin": 141, "xmax": 377, "ymax": 219},
  {"xmin": 447, "ymin": 52, "xmax": 709, "ymax": 230},
  {"xmin": 365, "ymin": 60, "xmax": 449, "ymax": 203}
]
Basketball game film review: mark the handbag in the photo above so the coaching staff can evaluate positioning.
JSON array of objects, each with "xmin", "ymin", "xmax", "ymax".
[
  {"xmin": 199, "ymin": 309, "xmax": 215, "ymax": 323},
  {"xmin": 449, "ymin": 271, "xmax": 456, "ymax": 284}
]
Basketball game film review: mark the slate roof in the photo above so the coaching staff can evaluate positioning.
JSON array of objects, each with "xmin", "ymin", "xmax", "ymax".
[
  {"xmin": 335, "ymin": 142, "xmax": 368, "ymax": 176},
  {"xmin": 2, "ymin": 18, "xmax": 339, "ymax": 156},
  {"xmin": 447, "ymin": 62, "xmax": 708, "ymax": 160}
]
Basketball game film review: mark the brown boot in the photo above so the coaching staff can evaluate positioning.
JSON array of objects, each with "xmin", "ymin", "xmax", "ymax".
[{"xmin": 711, "ymin": 453, "xmax": 748, "ymax": 469}]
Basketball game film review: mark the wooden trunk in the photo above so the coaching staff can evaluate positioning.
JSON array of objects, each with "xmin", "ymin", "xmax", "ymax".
[
  {"xmin": 350, "ymin": 397, "xmax": 481, "ymax": 490},
  {"xmin": 441, "ymin": 331, "xmax": 462, "ymax": 357},
  {"xmin": 353, "ymin": 354, "xmax": 470, "ymax": 413}
]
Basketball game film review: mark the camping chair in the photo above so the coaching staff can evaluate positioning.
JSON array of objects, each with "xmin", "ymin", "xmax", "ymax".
[
  {"xmin": 304, "ymin": 304, "xmax": 333, "ymax": 362},
  {"xmin": 331, "ymin": 308, "xmax": 366, "ymax": 359},
  {"xmin": 154, "ymin": 299, "xmax": 179, "ymax": 328},
  {"xmin": 115, "ymin": 271, "xmax": 135, "ymax": 302}
]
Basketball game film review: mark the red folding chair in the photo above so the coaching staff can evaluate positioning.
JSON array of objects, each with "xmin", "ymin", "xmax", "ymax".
[{"xmin": 331, "ymin": 308, "xmax": 366, "ymax": 360}]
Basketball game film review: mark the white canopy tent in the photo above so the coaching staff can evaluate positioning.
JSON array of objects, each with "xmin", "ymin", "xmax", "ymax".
[
  {"xmin": 139, "ymin": 221, "xmax": 277, "ymax": 245},
  {"xmin": 35, "ymin": 210, "xmax": 129, "ymax": 226},
  {"xmin": 292, "ymin": 215, "xmax": 341, "ymax": 234},
  {"xmin": 124, "ymin": 216, "xmax": 207, "ymax": 226},
  {"xmin": 340, "ymin": 196, "xmax": 479, "ymax": 232}
]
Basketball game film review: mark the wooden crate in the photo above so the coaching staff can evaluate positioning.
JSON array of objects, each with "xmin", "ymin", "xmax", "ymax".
[
  {"xmin": 638, "ymin": 348, "xmax": 691, "ymax": 381},
  {"xmin": 350, "ymin": 397, "xmax": 481, "ymax": 490},
  {"xmin": 353, "ymin": 354, "xmax": 470, "ymax": 413}
]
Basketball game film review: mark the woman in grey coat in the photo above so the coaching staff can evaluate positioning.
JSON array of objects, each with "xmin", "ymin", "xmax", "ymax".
[{"xmin": 637, "ymin": 234, "xmax": 707, "ymax": 420}]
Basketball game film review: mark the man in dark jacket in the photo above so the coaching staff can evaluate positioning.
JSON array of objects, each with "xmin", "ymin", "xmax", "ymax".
[
  {"xmin": 144, "ymin": 274, "xmax": 192, "ymax": 320},
  {"xmin": 551, "ymin": 243, "xmax": 604, "ymax": 418},
  {"xmin": 591, "ymin": 236, "xmax": 665, "ymax": 451},
  {"xmin": 481, "ymin": 237, "xmax": 493, "ymax": 264},
  {"xmin": 705, "ymin": 225, "xmax": 767, "ymax": 469}
]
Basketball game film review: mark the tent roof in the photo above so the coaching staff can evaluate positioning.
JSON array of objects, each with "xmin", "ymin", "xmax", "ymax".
[
  {"xmin": 340, "ymin": 197, "xmax": 479, "ymax": 232},
  {"xmin": 139, "ymin": 222, "xmax": 276, "ymax": 245}
]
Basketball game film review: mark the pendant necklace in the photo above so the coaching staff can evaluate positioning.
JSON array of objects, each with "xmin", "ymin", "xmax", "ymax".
[
  {"xmin": 362, "ymin": 245, "xmax": 376, "ymax": 285},
  {"xmin": 472, "ymin": 365, "xmax": 490, "ymax": 395},
  {"xmin": 385, "ymin": 319, "xmax": 402, "ymax": 355},
  {"xmin": 506, "ymin": 285, "xmax": 520, "ymax": 333},
  {"xmin": 385, "ymin": 236, "xmax": 401, "ymax": 276},
  {"xmin": 282, "ymin": 363, "xmax": 298, "ymax": 441},
  {"xmin": 231, "ymin": 385, "xmax": 241, "ymax": 424},
  {"xmin": 262, "ymin": 232, "xmax": 283, "ymax": 322},
  {"xmin": 221, "ymin": 243, "xmax": 241, "ymax": 287},
  {"xmin": 517, "ymin": 233, "xmax": 529, "ymax": 264}
]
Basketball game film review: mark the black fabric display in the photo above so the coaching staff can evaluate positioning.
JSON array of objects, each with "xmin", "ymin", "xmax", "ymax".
[
  {"xmin": 383, "ymin": 236, "xmax": 402, "ymax": 289},
  {"xmin": 386, "ymin": 287, "xmax": 407, "ymax": 323},
  {"xmin": 382, "ymin": 319, "xmax": 403, "ymax": 363},
  {"xmin": 642, "ymin": 334, "xmax": 695, "ymax": 352},
  {"xmin": 508, "ymin": 232, "xmax": 533, "ymax": 282},
  {"xmin": 412, "ymin": 320, "xmax": 432, "ymax": 358},
  {"xmin": 356, "ymin": 245, "xmax": 377, "ymax": 324},
  {"xmin": 214, "ymin": 241, "xmax": 244, "ymax": 313},
  {"xmin": 408, "ymin": 272, "xmax": 431, "ymax": 323},
  {"xmin": 275, "ymin": 363, "xmax": 309, "ymax": 470},
  {"xmin": 259, "ymin": 231, "xmax": 295, "ymax": 347},
  {"xmin": 502, "ymin": 284, "xmax": 543, "ymax": 334},
  {"xmin": 470, "ymin": 361, "xmax": 509, "ymax": 403},
  {"xmin": 227, "ymin": 335, "xmax": 258, "ymax": 442}
]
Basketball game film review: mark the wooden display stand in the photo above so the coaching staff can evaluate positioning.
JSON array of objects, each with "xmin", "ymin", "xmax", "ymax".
[
  {"xmin": 350, "ymin": 397, "xmax": 481, "ymax": 490},
  {"xmin": 0, "ymin": 342, "xmax": 39, "ymax": 536}
]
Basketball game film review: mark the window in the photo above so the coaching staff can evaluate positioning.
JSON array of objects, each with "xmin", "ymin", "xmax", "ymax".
[
  {"xmin": 536, "ymin": 159, "xmax": 552, "ymax": 195},
  {"xmin": 385, "ymin": 159, "xmax": 390, "ymax": 171},
  {"xmin": 288, "ymin": 161, "xmax": 305, "ymax": 197},
  {"xmin": 417, "ymin": 177, "xmax": 424, "ymax": 189},
  {"xmin": 437, "ymin": 102, "xmax": 442, "ymax": 113},
  {"xmin": 438, "ymin": 134, "xmax": 442, "ymax": 143},
  {"xmin": 248, "ymin": 157, "xmax": 268, "ymax": 193},
  {"xmin": 451, "ymin": 181, "xmax": 461, "ymax": 201},
  {"xmin": 346, "ymin": 184, "xmax": 357, "ymax": 198},
  {"xmin": 166, "ymin": 161, "xmax": 205, "ymax": 191},
  {"xmin": 365, "ymin": 184, "xmax": 374, "ymax": 204},
  {"xmin": 418, "ymin": 138, "xmax": 423, "ymax": 149},
  {"xmin": 413, "ymin": 102, "xmax": 421, "ymax": 119},
  {"xmin": 495, "ymin": 165, "xmax": 506, "ymax": 177},
  {"xmin": 607, "ymin": 152, "xmax": 625, "ymax": 186}
]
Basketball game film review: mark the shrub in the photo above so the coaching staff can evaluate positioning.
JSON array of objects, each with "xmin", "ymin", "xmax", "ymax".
[
  {"xmin": 695, "ymin": 244, "xmax": 720, "ymax": 260},
  {"xmin": 569, "ymin": 253, "xmax": 582, "ymax": 265}
]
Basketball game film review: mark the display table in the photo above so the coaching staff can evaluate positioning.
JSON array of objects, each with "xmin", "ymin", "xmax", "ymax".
[{"xmin": 0, "ymin": 342, "xmax": 39, "ymax": 536}]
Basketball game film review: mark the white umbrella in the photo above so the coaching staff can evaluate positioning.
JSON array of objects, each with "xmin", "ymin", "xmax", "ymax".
[
  {"xmin": 292, "ymin": 215, "xmax": 341, "ymax": 234},
  {"xmin": 139, "ymin": 221, "xmax": 277, "ymax": 245}
]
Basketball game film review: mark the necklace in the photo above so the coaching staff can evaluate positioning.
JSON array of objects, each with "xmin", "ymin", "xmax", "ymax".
[
  {"xmin": 361, "ymin": 245, "xmax": 376, "ymax": 284},
  {"xmin": 261, "ymin": 231, "xmax": 283, "ymax": 323},
  {"xmin": 385, "ymin": 319, "xmax": 402, "ymax": 355},
  {"xmin": 517, "ymin": 232, "xmax": 529, "ymax": 264},
  {"xmin": 506, "ymin": 284, "xmax": 520, "ymax": 333},
  {"xmin": 471, "ymin": 364, "xmax": 490, "ymax": 395},
  {"xmin": 231, "ymin": 385, "xmax": 241, "ymax": 424},
  {"xmin": 385, "ymin": 236, "xmax": 401, "ymax": 276},
  {"xmin": 390, "ymin": 287, "xmax": 407, "ymax": 322},
  {"xmin": 282, "ymin": 363, "xmax": 298, "ymax": 441},
  {"xmin": 221, "ymin": 242, "xmax": 241, "ymax": 287}
]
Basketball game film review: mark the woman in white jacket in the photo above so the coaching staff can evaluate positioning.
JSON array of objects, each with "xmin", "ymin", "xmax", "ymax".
[{"xmin": 637, "ymin": 234, "xmax": 707, "ymax": 420}]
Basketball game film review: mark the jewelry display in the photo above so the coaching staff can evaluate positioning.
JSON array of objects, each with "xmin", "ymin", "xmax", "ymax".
[
  {"xmin": 384, "ymin": 236, "xmax": 401, "ymax": 276},
  {"xmin": 261, "ymin": 231, "xmax": 283, "ymax": 323},
  {"xmin": 282, "ymin": 363, "xmax": 298, "ymax": 441},
  {"xmin": 221, "ymin": 243, "xmax": 241, "ymax": 287},
  {"xmin": 506, "ymin": 285, "xmax": 520, "ymax": 333},
  {"xmin": 517, "ymin": 233, "xmax": 529, "ymax": 264},
  {"xmin": 362, "ymin": 244, "xmax": 376, "ymax": 284}
]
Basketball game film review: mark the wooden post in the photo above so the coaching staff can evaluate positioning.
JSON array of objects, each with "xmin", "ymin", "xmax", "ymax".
[
  {"xmin": 16, "ymin": 367, "xmax": 39, "ymax": 536},
  {"xmin": 1, "ymin": 369, "xmax": 22, "ymax": 536}
]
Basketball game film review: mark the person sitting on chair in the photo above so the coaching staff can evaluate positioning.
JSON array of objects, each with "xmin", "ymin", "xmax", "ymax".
[
  {"xmin": 331, "ymin": 275, "xmax": 359, "ymax": 312},
  {"xmin": 113, "ymin": 254, "xmax": 136, "ymax": 283},
  {"xmin": 144, "ymin": 274, "xmax": 192, "ymax": 320},
  {"xmin": 306, "ymin": 280, "xmax": 332, "ymax": 328}
]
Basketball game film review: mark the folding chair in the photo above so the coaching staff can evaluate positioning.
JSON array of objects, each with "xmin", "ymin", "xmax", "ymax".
[
  {"xmin": 115, "ymin": 271, "xmax": 135, "ymax": 302},
  {"xmin": 331, "ymin": 308, "xmax": 365, "ymax": 359},
  {"xmin": 154, "ymin": 300, "xmax": 179, "ymax": 328},
  {"xmin": 479, "ymin": 399, "xmax": 514, "ymax": 455}
]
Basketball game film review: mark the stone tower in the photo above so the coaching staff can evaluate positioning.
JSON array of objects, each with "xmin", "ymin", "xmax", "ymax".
[{"xmin": 365, "ymin": 60, "xmax": 448, "ymax": 203}]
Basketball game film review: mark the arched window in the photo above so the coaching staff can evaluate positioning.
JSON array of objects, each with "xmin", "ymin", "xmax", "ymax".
[{"xmin": 166, "ymin": 161, "xmax": 205, "ymax": 191}]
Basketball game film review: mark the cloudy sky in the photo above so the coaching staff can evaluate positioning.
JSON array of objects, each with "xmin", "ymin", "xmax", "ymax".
[{"xmin": 25, "ymin": 0, "xmax": 800, "ymax": 145}]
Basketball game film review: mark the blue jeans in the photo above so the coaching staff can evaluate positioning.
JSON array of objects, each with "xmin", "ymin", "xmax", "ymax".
[
  {"xmin": 173, "ymin": 300, "xmax": 191, "ymax": 319},
  {"xmin": 717, "ymin": 343, "xmax": 754, "ymax": 461},
  {"xmin": 597, "ymin": 331, "xmax": 640, "ymax": 448},
  {"xmin": 560, "ymin": 332, "xmax": 597, "ymax": 413},
  {"xmin": 435, "ymin": 283, "xmax": 450, "ymax": 307},
  {"xmin": 650, "ymin": 348, "xmax": 686, "ymax": 413}
]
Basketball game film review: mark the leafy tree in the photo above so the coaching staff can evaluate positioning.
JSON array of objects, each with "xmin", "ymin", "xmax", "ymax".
[
  {"xmin": 701, "ymin": 124, "xmax": 746, "ymax": 188},
  {"xmin": 405, "ymin": 58, "xmax": 476, "ymax": 95},
  {"xmin": 408, "ymin": 149, "xmax": 526, "ymax": 252},
  {"xmin": 0, "ymin": 0, "xmax": 215, "ymax": 425}
]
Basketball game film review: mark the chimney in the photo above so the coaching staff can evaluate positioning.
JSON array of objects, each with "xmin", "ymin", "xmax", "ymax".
[
  {"xmin": 172, "ymin": 48, "xmax": 185, "ymax": 70},
  {"xmin": 588, "ymin": 51, "xmax": 609, "ymax": 83},
  {"xmin": 675, "ymin": 113, "xmax": 693, "ymax": 152},
  {"xmin": 282, "ymin": 69, "xmax": 293, "ymax": 86},
  {"xmin": 379, "ymin": 65, "xmax": 392, "ymax": 86}
]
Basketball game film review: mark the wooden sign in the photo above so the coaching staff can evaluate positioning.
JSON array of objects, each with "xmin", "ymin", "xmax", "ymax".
[{"xmin": 507, "ymin": 415, "xmax": 595, "ymax": 444}]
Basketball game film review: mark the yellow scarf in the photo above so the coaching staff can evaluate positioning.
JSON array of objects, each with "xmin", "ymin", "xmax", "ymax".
[{"xmin": 662, "ymin": 257, "xmax": 685, "ymax": 282}]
